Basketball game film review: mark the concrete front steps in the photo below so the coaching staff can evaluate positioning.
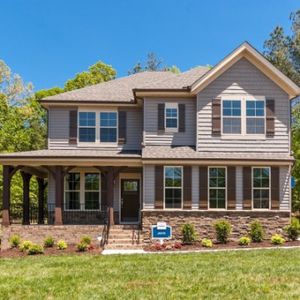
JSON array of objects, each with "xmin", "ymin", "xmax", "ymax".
[{"xmin": 104, "ymin": 225, "xmax": 143, "ymax": 250}]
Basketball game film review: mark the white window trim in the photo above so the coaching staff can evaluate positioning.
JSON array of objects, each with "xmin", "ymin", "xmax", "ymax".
[
  {"xmin": 64, "ymin": 170, "xmax": 101, "ymax": 211},
  {"xmin": 165, "ymin": 103, "xmax": 178, "ymax": 132},
  {"xmin": 221, "ymin": 95, "xmax": 266, "ymax": 140},
  {"xmin": 208, "ymin": 166, "xmax": 227, "ymax": 210},
  {"xmin": 221, "ymin": 99, "xmax": 242, "ymax": 135},
  {"xmin": 78, "ymin": 112, "xmax": 97, "ymax": 143},
  {"xmin": 246, "ymin": 99, "xmax": 266, "ymax": 136},
  {"xmin": 163, "ymin": 166, "xmax": 183, "ymax": 210},
  {"xmin": 78, "ymin": 109, "xmax": 118, "ymax": 147},
  {"xmin": 251, "ymin": 166, "xmax": 271, "ymax": 211}
]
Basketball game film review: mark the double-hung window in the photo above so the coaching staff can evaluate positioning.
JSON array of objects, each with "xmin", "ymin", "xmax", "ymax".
[
  {"xmin": 79, "ymin": 112, "xmax": 96, "ymax": 142},
  {"xmin": 246, "ymin": 100, "xmax": 265, "ymax": 134},
  {"xmin": 252, "ymin": 167, "xmax": 270, "ymax": 209},
  {"xmin": 100, "ymin": 112, "xmax": 117, "ymax": 143},
  {"xmin": 65, "ymin": 173, "xmax": 81, "ymax": 210},
  {"xmin": 84, "ymin": 173, "xmax": 100, "ymax": 210},
  {"xmin": 165, "ymin": 103, "xmax": 178, "ymax": 130},
  {"xmin": 209, "ymin": 167, "xmax": 226, "ymax": 209},
  {"xmin": 164, "ymin": 166, "xmax": 182, "ymax": 209},
  {"xmin": 222, "ymin": 100, "xmax": 241, "ymax": 134}
]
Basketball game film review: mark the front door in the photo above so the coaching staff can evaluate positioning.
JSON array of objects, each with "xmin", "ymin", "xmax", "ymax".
[{"xmin": 121, "ymin": 179, "xmax": 140, "ymax": 223}]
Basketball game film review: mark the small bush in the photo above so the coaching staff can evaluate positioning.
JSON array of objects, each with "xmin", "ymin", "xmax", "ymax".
[
  {"xmin": 201, "ymin": 238, "xmax": 213, "ymax": 248},
  {"xmin": 20, "ymin": 240, "xmax": 34, "ymax": 252},
  {"xmin": 271, "ymin": 234, "xmax": 285, "ymax": 245},
  {"xmin": 80, "ymin": 236, "xmax": 92, "ymax": 245},
  {"xmin": 44, "ymin": 236, "xmax": 55, "ymax": 248},
  {"xmin": 9, "ymin": 235, "xmax": 21, "ymax": 248},
  {"xmin": 214, "ymin": 220, "xmax": 231, "ymax": 244},
  {"xmin": 181, "ymin": 223, "xmax": 197, "ymax": 244},
  {"xmin": 77, "ymin": 242, "xmax": 88, "ymax": 252},
  {"xmin": 27, "ymin": 244, "xmax": 44, "ymax": 255},
  {"xmin": 57, "ymin": 240, "xmax": 67, "ymax": 250},
  {"xmin": 249, "ymin": 220, "xmax": 264, "ymax": 242},
  {"xmin": 284, "ymin": 218, "xmax": 300, "ymax": 241},
  {"xmin": 239, "ymin": 236, "xmax": 251, "ymax": 246}
]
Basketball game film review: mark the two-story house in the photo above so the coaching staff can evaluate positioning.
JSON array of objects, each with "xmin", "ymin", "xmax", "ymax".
[{"xmin": 1, "ymin": 42, "xmax": 299, "ymax": 249}]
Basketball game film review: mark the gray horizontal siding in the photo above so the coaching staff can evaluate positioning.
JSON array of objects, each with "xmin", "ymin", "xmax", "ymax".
[
  {"xmin": 235, "ymin": 167, "xmax": 243, "ymax": 210},
  {"xmin": 143, "ymin": 165, "xmax": 155, "ymax": 209},
  {"xmin": 280, "ymin": 166, "xmax": 290, "ymax": 211},
  {"xmin": 197, "ymin": 58, "xmax": 290, "ymax": 153},
  {"xmin": 144, "ymin": 98, "xmax": 196, "ymax": 146},
  {"xmin": 192, "ymin": 166, "xmax": 199, "ymax": 209}
]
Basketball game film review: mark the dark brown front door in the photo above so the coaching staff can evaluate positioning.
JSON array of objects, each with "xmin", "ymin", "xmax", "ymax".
[{"xmin": 121, "ymin": 179, "xmax": 140, "ymax": 223}]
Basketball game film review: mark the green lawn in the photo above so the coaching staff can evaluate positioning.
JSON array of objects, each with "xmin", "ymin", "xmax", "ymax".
[{"xmin": 1, "ymin": 249, "xmax": 300, "ymax": 299}]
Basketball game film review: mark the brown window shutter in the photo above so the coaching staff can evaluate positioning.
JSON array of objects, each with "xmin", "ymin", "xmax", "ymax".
[
  {"xmin": 271, "ymin": 166, "xmax": 280, "ymax": 210},
  {"xmin": 212, "ymin": 98, "xmax": 221, "ymax": 136},
  {"xmin": 118, "ymin": 111, "xmax": 127, "ymax": 144},
  {"xmin": 178, "ymin": 104, "xmax": 185, "ymax": 132},
  {"xmin": 155, "ymin": 166, "xmax": 164, "ymax": 209},
  {"xmin": 101, "ymin": 173, "xmax": 107, "ymax": 210},
  {"xmin": 183, "ymin": 166, "xmax": 192, "ymax": 209},
  {"xmin": 69, "ymin": 110, "xmax": 78, "ymax": 144},
  {"xmin": 227, "ymin": 167, "xmax": 236, "ymax": 210},
  {"xmin": 199, "ymin": 166, "xmax": 208, "ymax": 209},
  {"xmin": 243, "ymin": 167, "xmax": 252, "ymax": 210},
  {"xmin": 158, "ymin": 104, "xmax": 165, "ymax": 131},
  {"xmin": 266, "ymin": 99, "xmax": 275, "ymax": 136}
]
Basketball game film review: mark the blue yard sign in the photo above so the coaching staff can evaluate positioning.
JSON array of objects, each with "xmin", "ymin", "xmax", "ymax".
[
  {"xmin": 291, "ymin": 176, "xmax": 296, "ymax": 189},
  {"xmin": 151, "ymin": 222, "xmax": 172, "ymax": 240}
]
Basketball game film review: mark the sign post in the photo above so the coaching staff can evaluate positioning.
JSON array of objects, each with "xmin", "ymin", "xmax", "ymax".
[{"xmin": 151, "ymin": 222, "xmax": 172, "ymax": 244}]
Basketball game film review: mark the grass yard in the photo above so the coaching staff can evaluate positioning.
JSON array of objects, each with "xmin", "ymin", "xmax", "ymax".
[{"xmin": 1, "ymin": 249, "xmax": 300, "ymax": 299}]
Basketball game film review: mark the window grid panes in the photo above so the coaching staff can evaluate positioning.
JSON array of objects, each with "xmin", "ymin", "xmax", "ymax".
[
  {"xmin": 222, "ymin": 100, "xmax": 241, "ymax": 134},
  {"xmin": 79, "ymin": 112, "xmax": 96, "ymax": 142},
  {"xmin": 246, "ymin": 100, "xmax": 265, "ymax": 134},
  {"xmin": 65, "ymin": 173, "xmax": 81, "ymax": 210},
  {"xmin": 100, "ymin": 112, "xmax": 117, "ymax": 142},
  {"xmin": 165, "ymin": 107, "xmax": 178, "ymax": 129},
  {"xmin": 252, "ymin": 167, "xmax": 270, "ymax": 209},
  {"xmin": 209, "ymin": 167, "xmax": 226, "ymax": 209},
  {"xmin": 85, "ymin": 173, "xmax": 100, "ymax": 210},
  {"xmin": 164, "ymin": 167, "xmax": 182, "ymax": 209}
]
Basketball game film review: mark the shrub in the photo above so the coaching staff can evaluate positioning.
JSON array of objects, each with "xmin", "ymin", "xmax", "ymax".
[
  {"xmin": 271, "ymin": 234, "xmax": 285, "ymax": 245},
  {"xmin": 44, "ymin": 236, "xmax": 55, "ymax": 248},
  {"xmin": 284, "ymin": 218, "xmax": 300, "ymax": 241},
  {"xmin": 201, "ymin": 238, "xmax": 213, "ymax": 248},
  {"xmin": 181, "ymin": 223, "xmax": 197, "ymax": 244},
  {"xmin": 249, "ymin": 220, "xmax": 264, "ymax": 242},
  {"xmin": 57, "ymin": 240, "xmax": 67, "ymax": 250},
  {"xmin": 214, "ymin": 220, "xmax": 231, "ymax": 244},
  {"xmin": 239, "ymin": 236, "xmax": 251, "ymax": 246},
  {"xmin": 20, "ymin": 240, "xmax": 34, "ymax": 252},
  {"xmin": 80, "ymin": 236, "xmax": 92, "ymax": 245},
  {"xmin": 9, "ymin": 235, "xmax": 21, "ymax": 248},
  {"xmin": 77, "ymin": 242, "xmax": 88, "ymax": 252},
  {"xmin": 27, "ymin": 244, "xmax": 44, "ymax": 255}
]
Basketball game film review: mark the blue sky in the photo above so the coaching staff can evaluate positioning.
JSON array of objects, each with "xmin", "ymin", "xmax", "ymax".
[{"xmin": 0, "ymin": 0, "xmax": 299, "ymax": 91}]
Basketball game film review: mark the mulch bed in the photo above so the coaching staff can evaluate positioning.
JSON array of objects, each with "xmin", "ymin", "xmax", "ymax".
[
  {"xmin": 144, "ymin": 240, "xmax": 300, "ymax": 252},
  {"xmin": 0, "ymin": 244, "xmax": 102, "ymax": 258}
]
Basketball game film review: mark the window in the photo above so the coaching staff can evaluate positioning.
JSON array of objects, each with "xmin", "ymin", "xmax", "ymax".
[
  {"xmin": 252, "ymin": 167, "xmax": 270, "ymax": 209},
  {"xmin": 209, "ymin": 167, "xmax": 226, "ymax": 209},
  {"xmin": 65, "ymin": 173, "xmax": 81, "ymax": 210},
  {"xmin": 165, "ymin": 104, "xmax": 178, "ymax": 130},
  {"xmin": 79, "ymin": 112, "xmax": 96, "ymax": 142},
  {"xmin": 222, "ymin": 100, "xmax": 241, "ymax": 134},
  {"xmin": 164, "ymin": 166, "xmax": 182, "ymax": 209},
  {"xmin": 246, "ymin": 100, "xmax": 265, "ymax": 134},
  {"xmin": 100, "ymin": 112, "xmax": 117, "ymax": 142},
  {"xmin": 64, "ymin": 171, "xmax": 101, "ymax": 211}
]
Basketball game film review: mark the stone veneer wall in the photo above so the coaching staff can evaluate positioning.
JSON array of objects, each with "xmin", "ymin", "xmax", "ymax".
[
  {"xmin": 142, "ymin": 211, "xmax": 291, "ymax": 244},
  {"xmin": 1, "ymin": 225, "xmax": 105, "ymax": 250}
]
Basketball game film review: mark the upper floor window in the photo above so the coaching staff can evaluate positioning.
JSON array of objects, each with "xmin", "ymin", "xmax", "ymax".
[
  {"xmin": 165, "ymin": 103, "xmax": 178, "ymax": 130},
  {"xmin": 100, "ymin": 112, "xmax": 117, "ymax": 143},
  {"xmin": 222, "ymin": 100, "xmax": 241, "ymax": 134},
  {"xmin": 252, "ymin": 167, "xmax": 270, "ymax": 209},
  {"xmin": 164, "ymin": 166, "xmax": 182, "ymax": 209},
  {"xmin": 79, "ymin": 112, "xmax": 96, "ymax": 142},
  {"xmin": 246, "ymin": 100, "xmax": 265, "ymax": 134},
  {"xmin": 209, "ymin": 167, "xmax": 226, "ymax": 209}
]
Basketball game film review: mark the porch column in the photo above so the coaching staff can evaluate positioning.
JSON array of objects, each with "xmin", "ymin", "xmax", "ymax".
[
  {"xmin": 54, "ymin": 166, "xmax": 63, "ymax": 225},
  {"xmin": 37, "ymin": 177, "xmax": 45, "ymax": 224},
  {"xmin": 21, "ymin": 171, "xmax": 32, "ymax": 225},
  {"xmin": 107, "ymin": 168, "xmax": 114, "ymax": 226},
  {"xmin": 2, "ymin": 165, "xmax": 12, "ymax": 226}
]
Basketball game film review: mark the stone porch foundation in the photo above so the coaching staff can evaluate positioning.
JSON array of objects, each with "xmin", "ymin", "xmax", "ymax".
[
  {"xmin": 142, "ymin": 211, "xmax": 291, "ymax": 244},
  {"xmin": 1, "ymin": 225, "xmax": 105, "ymax": 250}
]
